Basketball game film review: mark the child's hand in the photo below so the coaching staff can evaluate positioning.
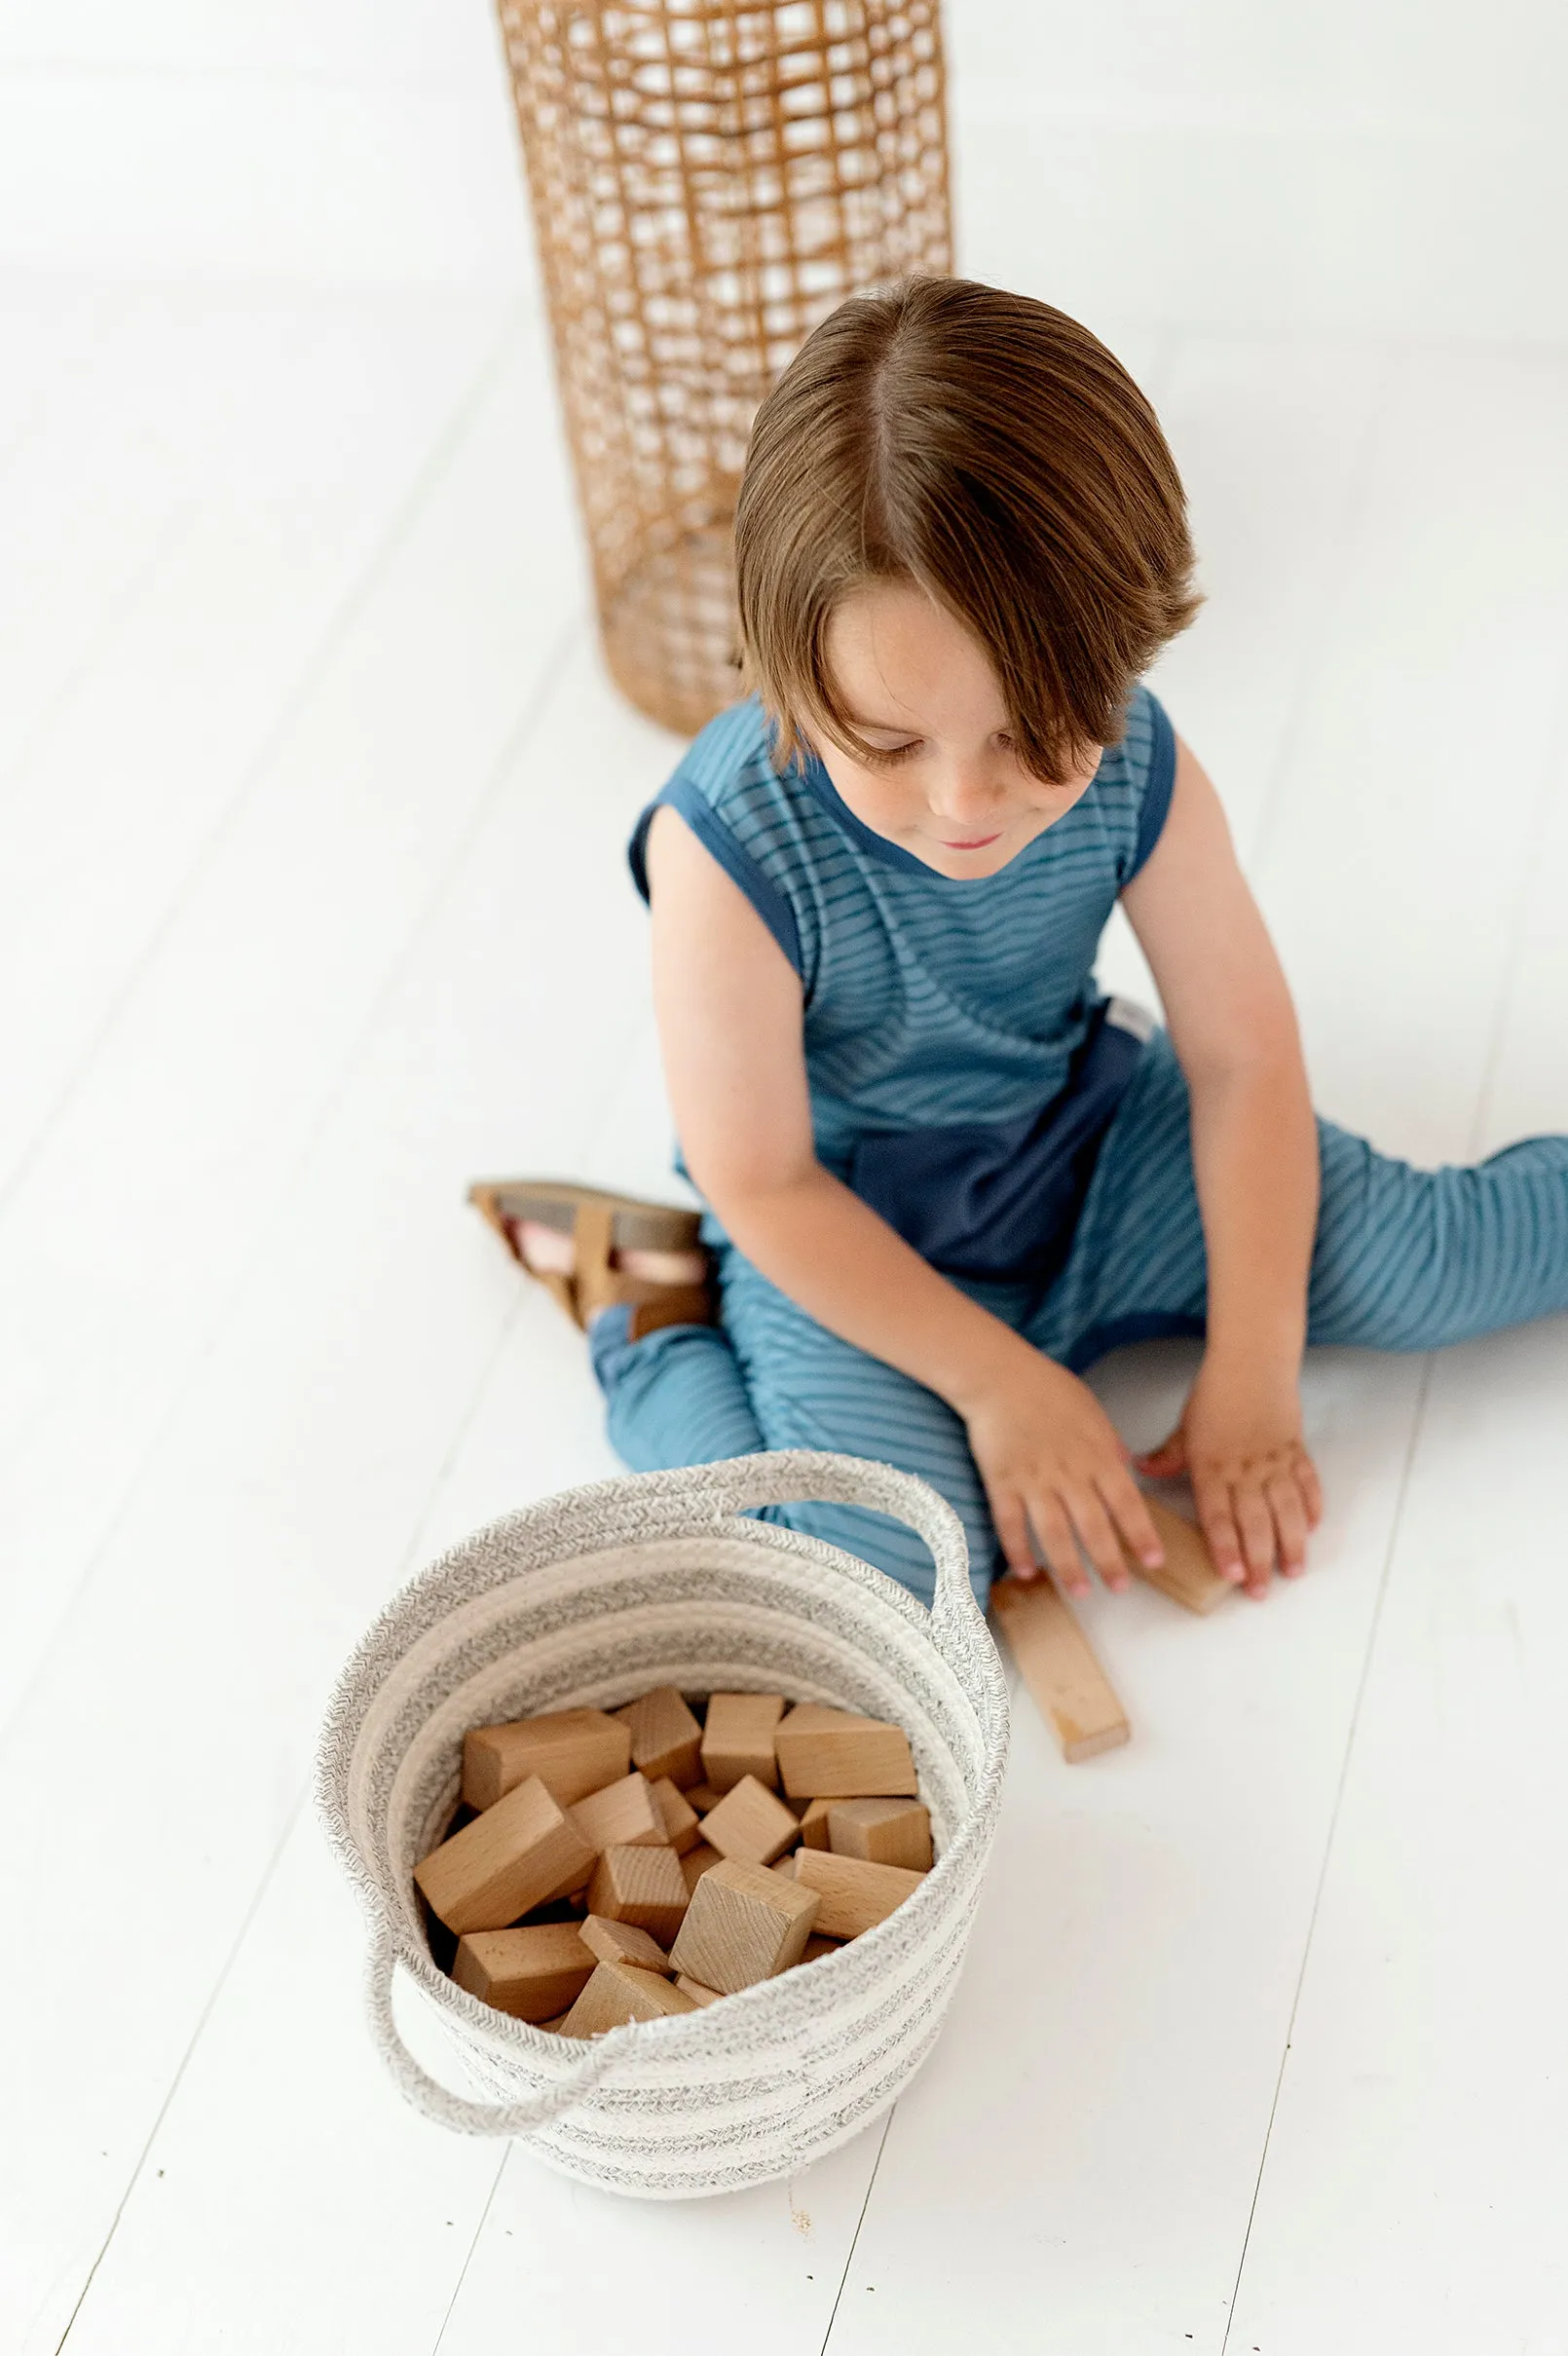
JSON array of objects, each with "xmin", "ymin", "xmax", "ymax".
[
  {"xmin": 961, "ymin": 1345, "xmax": 1166, "ymax": 1597},
  {"xmin": 1135, "ymin": 1355, "xmax": 1323, "ymax": 1597}
]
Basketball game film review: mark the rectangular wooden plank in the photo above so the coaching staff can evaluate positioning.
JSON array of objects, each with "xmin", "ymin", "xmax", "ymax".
[{"xmin": 989, "ymin": 1575, "xmax": 1131, "ymax": 1762}]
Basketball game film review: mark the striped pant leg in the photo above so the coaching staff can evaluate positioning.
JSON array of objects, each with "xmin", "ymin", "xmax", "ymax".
[
  {"xmin": 589, "ymin": 1304, "xmax": 766, "ymax": 1468},
  {"xmin": 712, "ymin": 1243, "xmax": 1010, "ymax": 1608},
  {"xmin": 1029, "ymin": 1026, "xmax": 1568, "ymax": 1363}
]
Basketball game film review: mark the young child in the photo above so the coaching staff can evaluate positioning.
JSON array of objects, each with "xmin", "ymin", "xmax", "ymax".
[{"xmin": 477, "ymin": 277, "xmax": 1568, "ymax": 1610}]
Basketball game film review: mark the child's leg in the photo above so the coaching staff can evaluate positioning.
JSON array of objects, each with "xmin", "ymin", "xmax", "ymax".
[
  {"xmin": 1031, "ymin": 1028, "xmax": 1568, "ymax": 1364},
  {"xmin": 586, "ymin": 1258, "xmax": 1005, "ymax": 1603}
]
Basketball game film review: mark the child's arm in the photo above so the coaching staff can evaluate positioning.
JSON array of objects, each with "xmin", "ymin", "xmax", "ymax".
[
  {"xmin": 645, "ymin": 804, "xmax": 1166, "ymax": 1596},
  {"xmin": 1120, "ymin": 734, "xmax": 1324, "ymax": 1595}
]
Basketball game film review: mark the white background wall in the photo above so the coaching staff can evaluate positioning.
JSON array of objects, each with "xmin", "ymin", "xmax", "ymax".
[{"xmin": 1, "ymin": 0, "xmax": 1564, "ymax": 342}]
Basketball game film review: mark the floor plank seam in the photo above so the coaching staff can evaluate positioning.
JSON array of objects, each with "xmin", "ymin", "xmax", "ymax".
[
  {"xmin": 0, "ymin": 600, "xmax": 584, "ymax": 1762},
  {"xmin": 429, "ymin": 2150, "xmax": 512, "ymax": 2356},
  {"xmin": 0, "ymin": 299, "xmax": 525, "ymax": 1224},
  {"xmin": 817, "ymin": 2106, "xmax": 897, "ymax": 2355},
  {"xmin": 1216, "ymin": 1350, "xmax": 1437, "ymax": 2355},
  {"xmin": 52, "ymin": 1785, "xmax": 310, "ymax": 2354},
  {"xmin": 1464, "ymin": 677, "xmax": 1568, "ymax": 1158}
]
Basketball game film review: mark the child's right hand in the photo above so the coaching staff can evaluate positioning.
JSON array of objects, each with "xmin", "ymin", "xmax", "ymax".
[{"xmin": 960, "ymin": 1342, "xmax": 1165, "ymax": 1597}]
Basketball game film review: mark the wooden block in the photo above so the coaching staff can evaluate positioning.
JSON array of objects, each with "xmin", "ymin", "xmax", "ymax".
[
  {"xmin": 568, "ymin": 1771, "xmax": 664, "ymax": 1855},
  {"xmin": 990, "ymin": 1573, "xmax": 1131, "ymax": 1762},
  {"xmin": 679, "ymin": 1841, "xmax": 723, "ymax": 1896},
  {"xmin": 771, "ymin": 1851, "xmax": 797, "ymax": 1877},
  {"xmin": 827, "ymin": 1796, "xmax": 933, "ymax": 1872},
  {"xmin": 451, "ymin": 1923, "xmax": 594, "ymax": 2021},
  {"xmin": 796, "ymin": 1797, "xmax": 834, "ymax": 1850},
  {"xmin": 649, "ymin": 1776, "xmax": 701, "ymax": 1854},
  {"xmin": 685, "ymin": 1782, "xmax": 723, "ymax": 1815},
  {"xmin": 558, "ymin": 1960, "xmax": 698, "ymax": 2037},
  {"xmin": 668, "ymin": 1856, "xmax": 820, "ymax": 1994},
  {"xmin": 415, "ymin": 1776, "xmax": 597, "ymax": 1934},
  {"xmin": 799, "ymin": 1933, "xmax": 843, "ymax": 1964},
  {"xmin": 793, "ymin": 1848, "xmax": 926, "ymax": 1939},
  {"xmin": 1123, "ymin": 1496, "xmax": 1235, "ymax": 1615},
  {"xmin": 461, "ymin": 1708, "xmax": 630, "ymax": 1812},
  {"xmin": 579, "ymin": 1915, "xmax": 673, "ymax": 1974},
  {"xmin": 586, "ymin": 1844, "xmax": 690, "ymax": 1946},
  {"xmin": 698, "ymin": 1774, "xmax": 800, "ymax": 1867},
  {"xmin": 537, "ymin": 2011, "xmax": 573, "ymax": 2033},
  {"xmin": 673, "ymin": 1974, "xmax": 725, "ymax": 2006},
  {"xmin": 774, "ymin": 1706, "xmax": 918, "ymax": 1799},
  {"xmin": 700, "ymin": 1693, "xmax": 785, "ymax": 1792},
  {"xmin": 615, "ymin": 1685, "xmax": 705, "ymax": 1787}
]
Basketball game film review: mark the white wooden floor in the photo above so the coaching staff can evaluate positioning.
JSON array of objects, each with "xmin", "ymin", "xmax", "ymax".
[{"xmin": 2, "ymin": 275, "xmax": 1566, "ymax": 2356}]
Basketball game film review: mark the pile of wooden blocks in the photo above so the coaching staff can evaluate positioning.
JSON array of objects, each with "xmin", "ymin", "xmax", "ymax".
[{"xmin": 414, "ymin": 1688, "xmax": 932, "ymax": 2035}]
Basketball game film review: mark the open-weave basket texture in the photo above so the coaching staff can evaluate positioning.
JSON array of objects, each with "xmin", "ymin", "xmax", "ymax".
[
  {"xmin": 493, "ymin": 0, "xmax": 951, "ymax": 736},
  {"xmin": 316, "ymin": 1450, "xmax": 1008, "ymax": 2199}
]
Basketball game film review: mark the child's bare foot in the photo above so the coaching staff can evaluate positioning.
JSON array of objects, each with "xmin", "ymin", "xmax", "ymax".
[{"xmin": 513, "ymin": 1218, "xmax": 707, "ymax": 1291}]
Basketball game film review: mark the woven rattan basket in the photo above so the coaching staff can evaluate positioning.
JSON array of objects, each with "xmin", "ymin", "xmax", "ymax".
[
  {"xmin": 316, "ymin": 1450, "xmax": 1008, "ymax": 2196},
  {"xmin": 494, "ymin": 1, "xmax": 952, "ymax": 734}
]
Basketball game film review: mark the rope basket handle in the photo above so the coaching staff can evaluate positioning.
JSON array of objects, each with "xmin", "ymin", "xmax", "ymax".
[
  {"xmin": 366, "ymin": 1449, "xmax": 981, "ymax": 2137},
  {"xmin": 368, "ymin": 1924, "xmax": 623, "ymax": 2135},
  {"xmin": 680, "ymin": 1447, "xmax": 983, "ymax": 1661}
]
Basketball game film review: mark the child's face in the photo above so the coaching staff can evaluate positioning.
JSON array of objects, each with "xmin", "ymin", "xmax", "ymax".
[{"xmin": 811, "ymin": 581, "xmax": 1101, "ymax": 880}]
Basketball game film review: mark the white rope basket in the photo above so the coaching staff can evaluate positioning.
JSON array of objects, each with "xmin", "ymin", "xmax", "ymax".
[{"xmin": 315, "ymin": 1450, "xmax": 1010, "ymax": 2199}]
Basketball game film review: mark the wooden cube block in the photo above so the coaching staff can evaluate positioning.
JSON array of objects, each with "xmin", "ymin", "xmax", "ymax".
[
  {"xmin": 558, "ymin": 1960, "xmax": 698, "ymax": 2037},
  {"xmin": 796, "ymin": 1798, "xmax": 834, "ymax": 1850},
  {"xmin": 679, "ymin": 1842, "xmax": 724, "ymax": 1896},
  {"xmin": 586, "ymin": 1844, "xmax": 690, "ymax": 1946},
  {"xmin": 990, "ymin": 1574, "xmax": 1131, "ymax": 1762},
  {"xmin": 792, "ymin": 1848, "xmax": 926, "ymax": 1939},
  {"xmin": 649, "ymin": 1776, "xmax": 701, "ymax": 1854},
  {"xmin": 673, "ymin": 1974, "xmax": 724, "ymax": 2006},
  {"xmin": 569, "ymin": 1771, "xmax": 664, "ymax": 1855},
  {"xmin": 700, "ymin": 1693, "xmax": 785, "ymax": 1792},
  {"xmin": 668, "ymin": 1857, "xmax": 820, "ymax": 1994},
  {"xmin": 451, "ymin": 1923, "xmax": 594, "ymax": 2021},
  {"xmin": 698, "ymin": 1774, "xmax": 800, "ymax": 1867},
  {"xmin": 1122, "ymin": 1496, "xmax": 1235, "ymax": 1616},
  {"xmin": 799, "ymin": 1933, "xmax": 843, "ymax": 1964},
  {"xmin": 537, "ymin": 2012, "xmax": 573, "ymax": 2033},
  {"xmin": 774, "ymin": 1706, "xmax": 917, "ymax": 1799},
  {"xmin": 827, "ymin": 1797, "xmax": 933, "ymax": 1872},
  {"xmin": 462, "ymin": 1708, "xmax": 630, "ymax": 1811},
  {"xmin": 579, "ymin": 1915, "xmax": 673, "ymax": 1974},
  {"xmin": 614, "ymin": 1686, "xmax": 704, "ymax": 1787},
  {"xmin": 415, "ymin": 1776, "xmax": 597, "ymax": 1934},
  {"xmin": 685, "ymin": 1782, "xmax": 723, "ymax": 1816}
]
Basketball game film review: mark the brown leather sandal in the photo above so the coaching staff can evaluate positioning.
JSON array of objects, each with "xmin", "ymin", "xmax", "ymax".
[{"xmin": 467, "ymin": 1178, "xmax": 715, "ymax": 1340}]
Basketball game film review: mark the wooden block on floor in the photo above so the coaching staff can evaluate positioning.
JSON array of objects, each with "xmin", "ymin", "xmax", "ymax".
[
  {"xmin": 668, "ymin": 1856, "xmax": 820, "ymax": 1993},
  {"xmin": 1124, "ymin": 1496, "xmax": 1235, "ymax": 1615},
  {"xmin": 700, "ymin": 1693, "xmax": 785, "ymax": 1792},
  {"xmin": 537, "ymin": 2011, "xmax": 573, "ymax": 2033},
  {"xmin": 827, "ymin": 1796, "xmax": 933, "ymax": 1872},
  {"xmin": 415, "ymin": 1776, "xmax": 597, "ymax": 1934},
  {"xmin": 990, "ymin": 1573, "xmax": 1131, "ymax": 1762},
  {"xmin": 615, "ymin": 1686, "xmax": 704, "ymax": 1787},
  {"xmin": 650, "ymin": 1776, "xmax": 701, "ymax": 1854},
  {"xmin": 586, "ymin": 1844, "xmax": 690, "ymax": 1946},
  {"xmin": 451, "ymin": 1923, "xmax": 594, "ymax": 2021},
  {"xmin": 796, "ymin": 1797, "xmax": 834, "ymax": 1850},
  {"xmin": 680, "ymin": 1842, "xmax": 724, "ymax": 1896},
  {"xmin": 799, "ymin": 1933, "xmax": 843, "ymax": 1964},
  {"xmin": 558, "ymin": 1960, "xmax": 698, "ymax": 2037},
  {"xmin": 569, "ymin": 1770, "xmax": 664, "ymax": 1855},
  {"xmin": 462, "ymin": 1708, "xmax": 629, "ymax": 1812},
  {"xmin": 774, "ymin": 1705, "xmax": 918, "ymax": 1798},
  {"xmin": 699, "ymin": 1774, "xmax": 800, "ymax": 1866},
  {"xmin": 685, "ymin": 1781, "xmax": 723, "ymax": 1815},
  {"xmin": 579, "ymin": 1915, "xmax": 673, "ymax": 1974},
  {"xmin": 673, "ymin": 1974, "xmax": 724, "ymax": 2006},
  {"xmin": 793, "ymin": 1848, "xmax": 926, "ymax": 1939}
]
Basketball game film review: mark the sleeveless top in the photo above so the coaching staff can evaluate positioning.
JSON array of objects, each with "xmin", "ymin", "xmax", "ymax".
[{"xmin": 628, "ymin": 686, "xmax": 1176, "ymax": 1286}]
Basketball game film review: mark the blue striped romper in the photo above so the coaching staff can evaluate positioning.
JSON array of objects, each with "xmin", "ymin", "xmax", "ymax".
[{"xmin": 590, "ymin": 687, "xmax": 1568, "ymax": 1605}]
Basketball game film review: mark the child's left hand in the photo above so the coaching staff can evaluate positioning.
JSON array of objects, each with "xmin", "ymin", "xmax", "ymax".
[{"xmin": 1133, "ymin": 1355, "xmax": 1323, "ymax": 1598}]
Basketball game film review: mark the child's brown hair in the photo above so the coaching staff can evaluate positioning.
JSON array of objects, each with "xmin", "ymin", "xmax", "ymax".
[{"xmin": 733, "ymin": 276, "xmax": 1200, "ymax": 783}]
